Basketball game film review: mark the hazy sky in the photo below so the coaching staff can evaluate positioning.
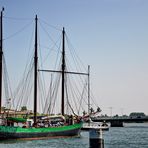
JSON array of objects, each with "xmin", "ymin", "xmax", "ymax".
[{"xmin": 1, "ymin": 0, "xmax": 148, "ymax": 115}]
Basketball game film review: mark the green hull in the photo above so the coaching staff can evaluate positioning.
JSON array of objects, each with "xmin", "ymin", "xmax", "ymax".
[{"xmin": 0, "ymin": 122, "xmax": 82, "ymax": 140}]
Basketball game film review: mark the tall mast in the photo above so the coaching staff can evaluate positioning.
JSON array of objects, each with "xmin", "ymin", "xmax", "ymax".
[
  {"xmin": 0, "ymin": 8, "xmax": 4, "ymax": 114},
  {"xmin": 39, "ymin": 27, "xmax": 89, "ymax": 116},
  {"xmin": 61, "ymin": 27, "xmax": 65, "ymax": 115},
  {"xmin": 34, "ymin": 15, "xmax": 38, "ymax": 125},
  {"xmin": 88, "ymin": 65, "xmax": 90, "ymax": 123}
]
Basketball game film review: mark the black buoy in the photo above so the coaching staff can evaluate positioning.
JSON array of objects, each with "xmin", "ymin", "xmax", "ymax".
[{"xmin": 89, "ymin": 128, "xmax": 104, "ymax": 148}]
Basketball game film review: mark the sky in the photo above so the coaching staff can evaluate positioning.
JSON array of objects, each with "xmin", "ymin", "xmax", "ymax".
[{"xmin": 1, "ymin": 0, "xmax": 148, "ymax": 116}]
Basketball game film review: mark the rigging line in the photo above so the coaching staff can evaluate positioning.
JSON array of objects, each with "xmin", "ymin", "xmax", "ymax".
[
  {"xmin": 52, "ymin": 74, "xmax": 61, "ymax": 114},
  {"xmin": 90, "ymin": 94, "xmax": 99, "ymax": 108},
  {"xmin": 51, "ymin": 32, "xmax": 62, "ymax": 71},
  {"xmin": 66, "ymin": 58, "xmax": 88, "ymax": 87},
  {"xmin": 53, "ymin": 39, "xmax": 62, "ymax": 71},
  {"xmin": 69, "ymin": 74, "xmax": 88, "ymax": 108},
  {"xmin": 13, "ymin": 64, "xmax": 29, "ymax": 103},
  {"xmin": 45, "ymin": 73, "xmax": 56, "ymax": 114},
  {"xmin": 22, "ymin": 65, "xmax": 34, "ymax": 105},
  {"xmin": 66, "ymin": 74, "xmax": 82, "ymax": 114},
  {"xmin": 14, "ymin": 44, "xmax": 34, "ymax": 108},
  {"xmin": 39, "ymin": 35, "xmax": 61, "ymax": 66},
  {"xmin": 50, "ymin": 74, "xmax": 60, "ymax": 114},
  {"xmin": 39, "ymin": 18, "xmax": 61, "ymax": 31},
  {"xmin": 38, "ymin": 21, "xmax": 62, "ymax": 67},
  {"xmin": 66, "ymin": 71, "xmax": 83, "ymax": 101},
  {"xmin": 68, "ymin": 50, "xmax": 86, "ymax": 78},
  {"xmin": 15, "ymin": 70, "xmax": 32, "ymax": 110},
  {"xmin": 38, "ymin": 77, "xmax": 43, "ymax": 113},
  {"xmin": 3, "ymin": 57, "xmax": 14, "ymax": 109},
  {"xmin": 25, "ymin": 25, "xmax": 35, "ymax": 67},
  {"xmin": 64, "ymin": 38, "xmax": 88, "ymax": 85},
  {"xmin": 48, "ymin": 33, "xmax": 62, "ymax": 71},
  {"xmin": 13, "ymin": 58, "xmax": 34, "ymax": 98},
  {"xmin": 3, "ymin": 56, "xmax": 13, "ymax": 97},
  {"xmin": 38, "ymin": 73, "xmax": 46, "ymax": 103},
  {"xmin": 42, "ymin": 55, "xmax": 63, "ymax": 81},
  {"xmin": 68, "ymin": 52, "xmax": 86, "ymax": 82},
  {"xmin": 39, "ymin": 44, "xmax": 59, "ymax": 53},
  {"xmin": 41, "ymin": 78, "xmax": 49, "ymax": 113},
  {"xmin": 78, "ymin": 81, "xmax": 87, "ymax": 115},
  {"xmin": 39, "ymin": 21, "xmax": 60, "ymax": 49},
  {"xmin": 23, "ymin": 80, "xmax": 33, "ymax": 110},
  {"xmin": 11, "ymin": 25, "xmax": 34, "ymax": 91},
  {"xmin": 48, "ymin": 74, "xmax": 61, "ymax": 114},
  {"xmin": 65, "ymin": 33, "xmax": 82, "ymax": 64},
  {"xmin": 65, "ymin": 61, "xmax": 87, "ymax": 94},
  {"xmin": 43, "ymin": 74, "xmax": 54, "ymax": 114},
  {"xmin": 66, "ymin": 41, "xmax": 84, "ymax": 74},
  {"xmin": 65, "ymin": 33, "xmax": 87, "ymax": 71},
  {"xmin": 38, "ymin": 31, "xmax": 46, "ymax": 111},
  {"xmin": 42, "ymin": 66, "xmax": 61, "ymax": 114},
  {"xmin": 43, "ymin": 84, "xmax": 50, "ymax": 114},
  {"xmin": 15, "ymin": 61, "xmax": 34, "ymax": 110},
  {"xmin": 3, "ymin": 20, "xmax": 34, "ymax": 40},
  {"xmin": 66, "ymin": 77, "xmax": 78, "ymax": 112},
  {"xmin": 4, "ymin": 16, "xmax": 33, "ymax": 20},
  {"xmin": 3, "ymin": 64, "xmax": 9, "ymax": 107},
  {"xmin": 65, "ymin": 79, "xmax": 78, "ymax": 116},
  {"xmin": 85, "ymin": 79, "xmax": 99, "ymax": 108},
  {"xmin": 38, "ymin": 32, "xmax": 47, "ymax": 103},
  {"xmin": 53, "ymin": 74, "xmax": 61, "ymax": 114},
  {"xmin": 70, "ymin": 82, "xmax": 85, "ymax": 114},
  {"xmin": 38, "ymin": 71, "xmax": 47, "ymax": 113}
]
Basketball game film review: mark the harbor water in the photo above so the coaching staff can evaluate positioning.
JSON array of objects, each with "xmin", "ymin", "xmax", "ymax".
[{"xmin": 0, "ymin": 123, "xmax": 148, "ymax": 148}]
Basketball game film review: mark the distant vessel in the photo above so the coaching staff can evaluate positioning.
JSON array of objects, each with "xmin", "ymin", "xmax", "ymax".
[
  {"xmin": 82, "ymin": 119, "xmax": 109, "ymax": 131},
  {"xmin": 0, "ymin": 12, "xmax": 82, "ymax": 140}
]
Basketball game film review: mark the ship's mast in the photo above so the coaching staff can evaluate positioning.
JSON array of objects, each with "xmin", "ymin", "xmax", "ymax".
[
  {"xmin": 39, "ymin": 27, "xmax": 88, "ymax": 116},
  {"xmin": 61, "ymin": 27, "xmax": 65, "ymax": 115},
  {"xmin": 34, "ymin": 15, "xmax": 38, "ymax": 125},
  {"xmin": 88, "ymin": 65, "xmax": 90, "ymax": 123},
  {"xmin": 0, "ymin": 8, "xmax": 4, "ymax": 114}
]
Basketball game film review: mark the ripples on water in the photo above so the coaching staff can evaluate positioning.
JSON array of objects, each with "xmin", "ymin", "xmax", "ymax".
[{"xmin": 1, "ymin": 123, "xmax": 148, "ymax": 148}]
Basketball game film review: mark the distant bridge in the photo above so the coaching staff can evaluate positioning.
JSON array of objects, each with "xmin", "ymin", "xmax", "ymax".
[{"xmin": 92, "ymin": 117, "xmax": 148, "ymax": 127}]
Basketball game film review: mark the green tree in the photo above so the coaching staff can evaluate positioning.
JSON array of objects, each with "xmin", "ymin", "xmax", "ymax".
[
  {"xmin": 1, "ymin": 106, "xmax": 6, "ymax": 111},
  {"xmin": 21, "ymin": 106, "xmax": 27, "ymax": 111}
]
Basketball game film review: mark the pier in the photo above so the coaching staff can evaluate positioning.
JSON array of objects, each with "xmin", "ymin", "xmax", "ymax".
[{"xmin": 92, "ymin": 116, "xmax": 148, "ymax": 127}]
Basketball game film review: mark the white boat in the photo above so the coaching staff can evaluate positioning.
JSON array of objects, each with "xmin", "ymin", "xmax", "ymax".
[{"xmin": 82, "ymin": 119, "xmax": 109, "ymax": 131}]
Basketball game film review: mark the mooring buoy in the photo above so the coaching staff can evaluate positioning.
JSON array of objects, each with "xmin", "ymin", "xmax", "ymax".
[{"xmin": 89, "ymin": 128, "xmax": 104, "ymax": 148}]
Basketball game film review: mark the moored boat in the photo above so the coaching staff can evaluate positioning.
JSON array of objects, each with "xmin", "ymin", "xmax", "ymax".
[
  {"xmin": 82, "ymin": 121, "xmax": 109, "ymax": 131},
  {"xmin": 0, "ymin": 122, "xmax": 82, "ymax": 140},
  {"xmin": 0, "ymin": 10, "xmax": 83, "ymax": 140}
]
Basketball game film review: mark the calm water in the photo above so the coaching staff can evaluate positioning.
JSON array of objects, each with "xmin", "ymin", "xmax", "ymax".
[{"xmin": 0, "ymin": 123, "xmax": 148, "ymax": 148}]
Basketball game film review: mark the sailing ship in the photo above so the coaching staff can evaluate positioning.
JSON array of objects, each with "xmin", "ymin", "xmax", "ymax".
[{"xmin": 0, "ymin": 11, "xmax": 83, "ymax": 140}]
